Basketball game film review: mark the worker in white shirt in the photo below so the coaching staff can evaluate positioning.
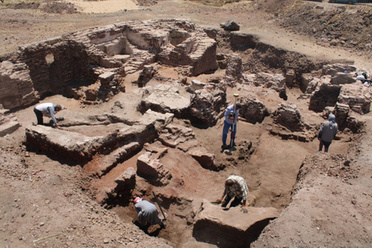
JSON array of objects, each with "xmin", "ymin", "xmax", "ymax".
[{"xmin": 34, "ymin": 103, "xmax": 62, "ymax": 128}]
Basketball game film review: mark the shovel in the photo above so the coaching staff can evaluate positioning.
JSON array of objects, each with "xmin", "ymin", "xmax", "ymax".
[{"xmin": 152, "ymin": 192, "xmax": 167, "ymax": 220}]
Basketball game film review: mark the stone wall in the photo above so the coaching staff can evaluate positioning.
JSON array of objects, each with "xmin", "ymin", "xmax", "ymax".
[
  {"xmin": 0, "ymin": 61, "xmax": 35, "ymax": 109},
  {"xmin": 19, "ymin": 39, "xmax": 94, "ymax": 97},
  {"xmin": 0, "ymin": 20, "xmax": 220, "ymax": 110}
]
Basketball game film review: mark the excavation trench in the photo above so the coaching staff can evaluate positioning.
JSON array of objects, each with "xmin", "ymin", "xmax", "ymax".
[
  {"xmin": 6, "ymin": 19, "xmax": 365, "ymax": 247},
  {"xmin": 79, "ymin": 119, "xmax": 293, "ymax": 247},
  {"xmin": 74, "ymin": 106, "xmax": 352, "ymax": 248}
]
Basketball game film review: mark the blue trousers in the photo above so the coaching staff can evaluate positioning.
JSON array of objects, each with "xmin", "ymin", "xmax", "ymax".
[{"xmin": 222, "ymin": 120, "xmax": 237, "ymax": 145}]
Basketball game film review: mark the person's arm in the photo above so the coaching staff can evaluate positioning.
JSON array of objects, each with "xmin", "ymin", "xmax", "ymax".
[
  {"xmin": 224, "ymin": 107, "xmax": 230, "ymax": 119},
  {"xmin": 240, "ymin": 180, "xmax": 248, "ymax": 212},
  {"xmin": 217, "ymin": 189, "xmax": 227, "ymax": 203},
  {"xmin": 318, "ymin": 124, "xmax": 324, "ymax": 140},
  {"xmin": 235, "ymin": 109, "xmax": 239, "ymax": 123},
  {"xmin": 241, "ymin": 200, "xmax": 248, "ymax": 213},
  {"xmin": 217, "ymin": 194, "xmax": 225, "ymax": 203},
  {"xmin": 47, "ymin": 107, "xmax": 58, "ymax": 127},
  {"xmin": 333, "ymin": 124, "xmax": 338, "ymax": 138}
]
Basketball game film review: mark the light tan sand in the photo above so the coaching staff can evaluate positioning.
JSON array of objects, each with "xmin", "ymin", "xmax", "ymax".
[{"xmin": 68, "ymin": 0, "xmax": 140, "ymax": 13}]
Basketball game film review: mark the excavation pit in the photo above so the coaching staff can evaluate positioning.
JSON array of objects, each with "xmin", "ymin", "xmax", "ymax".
[{"xmin": 2, "ymin": 19, "xmax": 367, "ymax": 247}]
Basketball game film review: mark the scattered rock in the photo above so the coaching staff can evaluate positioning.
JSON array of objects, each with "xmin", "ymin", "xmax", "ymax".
[
  {"xmin": 273, "ymin": 103, "xmax": 304, "ymax": 132},
  {"xmin": 220, "ymin": 20, "xmax": 240, "ymax": 31},
  {"xmin": 188, "ymin": 83, "xmax": 226, "ymax": 126},
  {"xmin": 239, "ymin": 98, "xmax": 269, "ymax": 124},
  {"xmin": 187, "ymin": 147, "xmax": 217, "ymax": 171},
  {"xmin": 134, "ymin": 65, "xmax": 156, "ymax": 87}
]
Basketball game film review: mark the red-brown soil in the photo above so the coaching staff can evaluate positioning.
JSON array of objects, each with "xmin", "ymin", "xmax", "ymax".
[{"xmin": 1, "ymin": 0, "xmax": 372, "ymax": 247}]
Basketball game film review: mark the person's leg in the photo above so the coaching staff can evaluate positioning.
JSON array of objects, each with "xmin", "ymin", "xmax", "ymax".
[
  {"xmin": 323, "ymin": 141, "xmax": 331, "ymax": 152},
  {"xmin": 221, "ymin": 195, "xmax": 232, "ymax": 208},
  {"xmin": 34, "ymin": 108, "xmax": 43, "ymax": 125},
  {"xmin": 318, "ymin": 140, "xmax": 324, "ymax": 152},
  {"xmin": 159, "ymin": 217, "xmax": 165, "ymax": 229},
  {"xmin": 222, "ymin": 121, "xmax": 231, "ymax": 146},
  {"xmin": 149, "ymin": 210, "xmax": 166, "ymax": 229},
  {"xmin": 230, "ymin": 197, "xmax": 242, "ymax": 207},
  {"xmin": 231, "ymin": 123, "xmax": 237, "ymax": 146}
]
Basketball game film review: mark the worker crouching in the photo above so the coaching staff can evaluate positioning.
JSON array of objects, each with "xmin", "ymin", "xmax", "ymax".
[
  {"xmin": 216, "ymin": 175, "xmax": 248, "ymax": 213},
  {"xmin": 134, "ymin": 197, "xmax": 165, "ymax": 231}
]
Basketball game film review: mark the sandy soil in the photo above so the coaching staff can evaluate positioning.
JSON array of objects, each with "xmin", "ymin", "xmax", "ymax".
[
  {"xmin": 69, "ymin": 0, "xmax": 140, "ymax": 13},
  {"xmin": 1, "ymin": 0, "xmax": 372, "ymax": 247}
]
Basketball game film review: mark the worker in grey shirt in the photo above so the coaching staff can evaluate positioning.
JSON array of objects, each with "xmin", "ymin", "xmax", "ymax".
[
  {"xmin": 134, "ymin": 197, "xmax": 165, "ymax": 229},
  {"xmin": 34, "ymin": 103, "xmax": 62, "ymax": 128},
  {"xmin": 318, "ymin": 114, "xmax": 338, "ymax": 152}
]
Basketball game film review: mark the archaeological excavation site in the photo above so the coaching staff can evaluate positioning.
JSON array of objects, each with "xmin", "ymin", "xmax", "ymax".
[{"xmin": 1, "ymin": 12, "xmax": 371, "ymax": 248}]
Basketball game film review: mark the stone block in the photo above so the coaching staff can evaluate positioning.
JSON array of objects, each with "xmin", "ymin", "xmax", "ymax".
[
  {"xmin": 337, "ymin": 84, "xmax": 371, "ymax": 114},
  {"xmin": 301, "ymin": 73, "xmax": 313, "ymax": 93},
  {"xmin": 273, "ymin": 103, "xmax": 304, "ymax": 132},
  {"xmin": 188, "ymin": 83, "xmax": 226, "ymax": 127},
  {"xmin": 0, "ymin": 120, "xmax": 20, "ymax": 137},
  {"xmin": 330, "ymin": 72, "xmax": 356, "ymax": 85},
  {"xmin": 193, "ymin": 200, "xmax": 278, "ymax": 247},
  {"xmin": 239, "ymin": 98, "xmax": 269, "ymax": 124},
  {"xmin": 91, "ymin": 142, "xmax": 140, "ymax": 176},
  {"xmin": 285, "ymin": 69, "xmax": 295, "ymax": 87},
  {"xmin": 139, "ymin": 85, "xmax": 191, "ymax": 118},
  {"xmin": 25, "ymin": 125, "xmax": 102, "ymax": 164},
  {"xmin": 137, "ymin": 152, "xmax": 172, "ymax": 186},
  {"xmin": 188, "ymin": 147, "xmax": 216, "ymax": 171},
  {"xmin": 114, "ymin": 167, "xmax": 136, "ymax": 193},
  {"xmin": 309, "ymin": 81, "xmax": 341, "ymax": 112}
]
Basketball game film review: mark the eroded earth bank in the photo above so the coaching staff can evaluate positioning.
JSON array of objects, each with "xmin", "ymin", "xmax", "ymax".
[{"xmin": 1, "ymin": 2, "xmax": 372, "ymax": 248}]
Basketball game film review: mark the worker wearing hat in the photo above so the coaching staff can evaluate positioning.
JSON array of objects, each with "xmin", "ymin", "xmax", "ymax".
[
  {"xmin": 222, "ymin": 102, "xmax": 242, "ymax": 148},
  {"xmin": 318, "ymin": 113, "xmax": 338, "ymax": 152}
]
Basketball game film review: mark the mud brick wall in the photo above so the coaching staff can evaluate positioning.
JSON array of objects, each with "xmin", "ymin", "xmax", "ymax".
[
  {"xmin": 0, "ymin": 35, "xmax": 101, "ymax": 110},
  {"xmin": 0, "ymin": 24, "xmax": 132, "ymax": 110},
  {"xmin": 0, "ymin": 19, "xmax": 228, "ymax": 110},
  {"xmin": 0, "ymin": 60, "xmax": 36, "ymax": 109},
  {"xmin": 18, "ymin": 38, "xmax": 94, "ymax": 97},
  {"xmin": 309, "ymin": 83, "xmax": 342, "ymax": 112}
]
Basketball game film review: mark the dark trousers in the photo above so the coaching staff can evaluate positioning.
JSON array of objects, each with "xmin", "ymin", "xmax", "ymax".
[
  {"xmin": 319, "ymin": 140, "xmax": 332, "ymax": 152},
  {"xmin": 222, "ymin": 195, "xmax": 242, "ymax": 208},
  {"xmin": 34, "ymin": 108, "xmax": 43, "ymax": 125}
]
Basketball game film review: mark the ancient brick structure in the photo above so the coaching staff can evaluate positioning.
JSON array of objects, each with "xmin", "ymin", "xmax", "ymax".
[{"xmin": 0, "ymin": 20, "xmax": 219, "ymax": 110}]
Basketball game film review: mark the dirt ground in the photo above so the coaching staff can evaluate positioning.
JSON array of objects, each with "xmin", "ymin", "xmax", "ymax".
[{"xmin": 1, "ymin": 0, "xmax": 372, "ymax": 247}]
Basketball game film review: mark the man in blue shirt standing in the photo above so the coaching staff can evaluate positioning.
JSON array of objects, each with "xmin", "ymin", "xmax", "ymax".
[{"xmin": 222, "ymin": 103, "xmax": 241, "ymax": 148}]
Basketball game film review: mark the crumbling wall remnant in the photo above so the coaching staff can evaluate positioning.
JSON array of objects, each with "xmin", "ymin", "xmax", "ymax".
[{"xmin": 0, "ymin": 19, "xmax": 220, "ymax": 110}]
